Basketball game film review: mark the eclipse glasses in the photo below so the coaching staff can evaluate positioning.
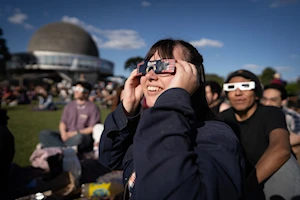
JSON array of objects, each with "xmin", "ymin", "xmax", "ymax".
[
  {"xmin": 72, "ymin": 86, "xmax": 88, "ymax": 93},
  {"xmin": 137, "ymin": 59, "xmax": 176, "ymax": 75},
  {"xmin": 223, "ymin": 81, "xmax": 255, "ymax": 92}
]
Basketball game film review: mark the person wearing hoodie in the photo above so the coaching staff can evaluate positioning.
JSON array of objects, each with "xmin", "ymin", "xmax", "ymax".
[{"xmin": 98, "ymin": 39, "xmax": 245, "ymax": 200}]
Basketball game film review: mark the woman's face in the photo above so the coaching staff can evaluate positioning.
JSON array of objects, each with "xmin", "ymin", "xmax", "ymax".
[{"xmin": 140, "ymin": 48, "xmax": 184, "ymax": 107}]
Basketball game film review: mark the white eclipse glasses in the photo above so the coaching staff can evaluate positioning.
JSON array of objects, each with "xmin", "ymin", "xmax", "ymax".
[
  {"xmin": 72, "ymin": 86, "xmax": 88, "ymax": 93},
  {"xmin": 223, "ymin": 81, "xmax": 255, "ymax": 92}
]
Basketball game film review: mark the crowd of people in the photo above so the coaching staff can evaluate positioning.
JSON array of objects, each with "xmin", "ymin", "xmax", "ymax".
[
  {"xmin": 1, "ymin": 38, "xmax": 300, "ymax": 200},
  {"xmin": 0, "ymin": 78, "xmax": 123, "ymax": 111}
]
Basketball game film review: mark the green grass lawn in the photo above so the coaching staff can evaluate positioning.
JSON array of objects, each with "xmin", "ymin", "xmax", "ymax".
[{"xmin": 4, "ymin": 103, "xmax": 111, "ymax": 167}]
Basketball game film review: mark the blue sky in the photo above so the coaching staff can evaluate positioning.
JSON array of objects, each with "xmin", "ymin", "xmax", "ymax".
[{"xmin": 1, "ymin": 0, "xmax": 300, "ymax": 81}]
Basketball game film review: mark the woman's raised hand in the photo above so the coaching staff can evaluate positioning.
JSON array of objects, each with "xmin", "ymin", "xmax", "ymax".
[
  {"xmin": 167, "ymin": 60, "xmax": 199, "ymax": 95},
  {"xmin": 122, "ymin": 69, "xmax": 144, "ymax": 116}
]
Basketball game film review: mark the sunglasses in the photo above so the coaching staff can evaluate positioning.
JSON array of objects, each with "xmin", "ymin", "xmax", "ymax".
[
  {"xmin": 223, "ymin": 81, "xmax": 255, "ymax": 92},
  {"xmin": 72, "ymin": 86, "xmax": 88, "ymax": 93},
  {"xmin": 137, "ymin": 59, "xmax": 176, "ymax": 76}
]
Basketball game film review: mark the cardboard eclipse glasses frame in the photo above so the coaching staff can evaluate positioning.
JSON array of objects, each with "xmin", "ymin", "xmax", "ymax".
[
  {"xmin": 223, "ymin": 81, "xmax": 255, "ymax": 92},
  {"xmin": 72, "ymin": 86, "xmax": 88, "ymax": 93},
  {"xmin": 137, "ymin": 59, "xmax": 176, "ymax": 75}
]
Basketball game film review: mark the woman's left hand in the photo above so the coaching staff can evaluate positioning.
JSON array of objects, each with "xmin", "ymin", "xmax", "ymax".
[{"xmin": 167, "ymin": 60, "xmax": 199, "ymax": 95}]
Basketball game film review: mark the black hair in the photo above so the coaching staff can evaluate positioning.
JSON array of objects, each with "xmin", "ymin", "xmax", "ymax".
[
  {"xmin": 145, "ymin": 38, "xmax": 216, "ymax": 122},
  {"xmin": 264, "ymin": 84, "xmax": 288, "ymax": 100},
  {"xmin": 205, "ymin": 80, "xmax": 222, "ymax": 99},
  {"xmin": 225, "ymin": 69, "xmax": 263, "ymax": 100},
  {"xmin": 75, "ymin": 81, "xmax": 92, "ymax": 93}
]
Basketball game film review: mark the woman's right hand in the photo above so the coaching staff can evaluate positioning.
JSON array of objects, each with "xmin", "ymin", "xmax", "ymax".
[{"xmin": 122, "ymin": 69, "xmax": 143, "ymax": 116}]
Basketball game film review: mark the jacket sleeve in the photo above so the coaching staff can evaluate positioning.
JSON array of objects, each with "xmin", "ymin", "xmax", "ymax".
[
  {"xmin": 98, "ymin": 102, "xmax": 140, "ymax": 170},
  {"xmin": 133, "ymin": 88, "xmax": 244, "ymax": 200}
]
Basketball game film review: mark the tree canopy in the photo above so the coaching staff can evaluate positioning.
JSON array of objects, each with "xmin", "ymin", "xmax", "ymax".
[
  {"xmin": 124, "ymin": 56, "xmax": 144, "ymax": 71},
  {"xmin": 205, "ymin": 73, "xmax": 225, "ymax": 85},
  {"xmin": 259, "ymin": 67, "xmax": 276, "ymax": 86},
  {"xmin": 0, "ymin": 28, "xmax": 11, "ymax": 80}
]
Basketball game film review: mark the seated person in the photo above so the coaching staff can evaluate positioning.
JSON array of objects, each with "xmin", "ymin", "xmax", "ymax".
[
  {"xmin": 261, "ymin": 83, "xmax": 300, "ymax": 163},
  {"xmin": 220, "ymin": 70, "xmax": 300, "ymax": 199},
  {"xmin": 1, "ymin": 87, "xmax": 16, "ymax": 106},
  {"xmin": 34, "ymin": 86, "xmax": 57, "ymax": 111},
  {"xmin": 39, "ymin": 81, "xmax": 101, "ymax": 153},
  {"xmin": 15, "ymin": 86, "xmax": 31, "ymax": 105},
  {"xmin": 205, "ymin": 80, "xmax": 230, "ymax": 115}
]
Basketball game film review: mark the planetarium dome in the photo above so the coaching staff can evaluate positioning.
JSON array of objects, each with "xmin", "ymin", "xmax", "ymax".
[{"xmin": 27, "ymin": 22, "xmax": 99, "ymax": 57}]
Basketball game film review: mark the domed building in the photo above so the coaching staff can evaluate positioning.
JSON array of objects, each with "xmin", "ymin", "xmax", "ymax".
[{"xmin": 6, "ymin": 22, "xmax": 114, "ymax": 83}]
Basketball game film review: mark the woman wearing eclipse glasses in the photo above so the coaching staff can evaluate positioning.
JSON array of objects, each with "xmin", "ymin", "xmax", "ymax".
[
  {"xmin": 98, "ymin": 39, "xmax": 245, "ymax": 200},
  {"xmin": 220, "ymin": 69, "xmax": 300, "ymax": 200}
]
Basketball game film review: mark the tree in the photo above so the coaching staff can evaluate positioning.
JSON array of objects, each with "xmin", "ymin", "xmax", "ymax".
[
  {"xmin": 124, "ymin": 56, "xmax": 144, "ymax": 71},
  {"xmin": 285, "ymin": 82, "xmax": 299, "ymax": 95},
  {"xmin": 259, "ymin": 67, "xmax": 276, "ymax": 86},
  {"xmin": 0, "ymin": 28, "xmax": 11, "ymax": 80},
  {"xmin": 205, "ymin": 73, "xmax": 225, "ymax": 85}
]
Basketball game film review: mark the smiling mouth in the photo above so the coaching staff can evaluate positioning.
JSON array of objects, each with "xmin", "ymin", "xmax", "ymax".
[
  {"xmin": 147, "ymin": 86, "xmax": 162, "ymax": 92},
  {"xmin": 234, "ymin": 99, "xmax": 245, "ymax": 104}
]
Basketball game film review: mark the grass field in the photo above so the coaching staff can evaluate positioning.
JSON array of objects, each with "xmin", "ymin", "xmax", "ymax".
[{"xmin": 3, "ymin": 103, "xmax": 111, "ymax": 167}]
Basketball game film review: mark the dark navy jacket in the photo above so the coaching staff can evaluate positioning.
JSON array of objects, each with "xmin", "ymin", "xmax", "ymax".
[{"xmin": 99, "ymin": 88, "xmax": 245, "ymax": 200}]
